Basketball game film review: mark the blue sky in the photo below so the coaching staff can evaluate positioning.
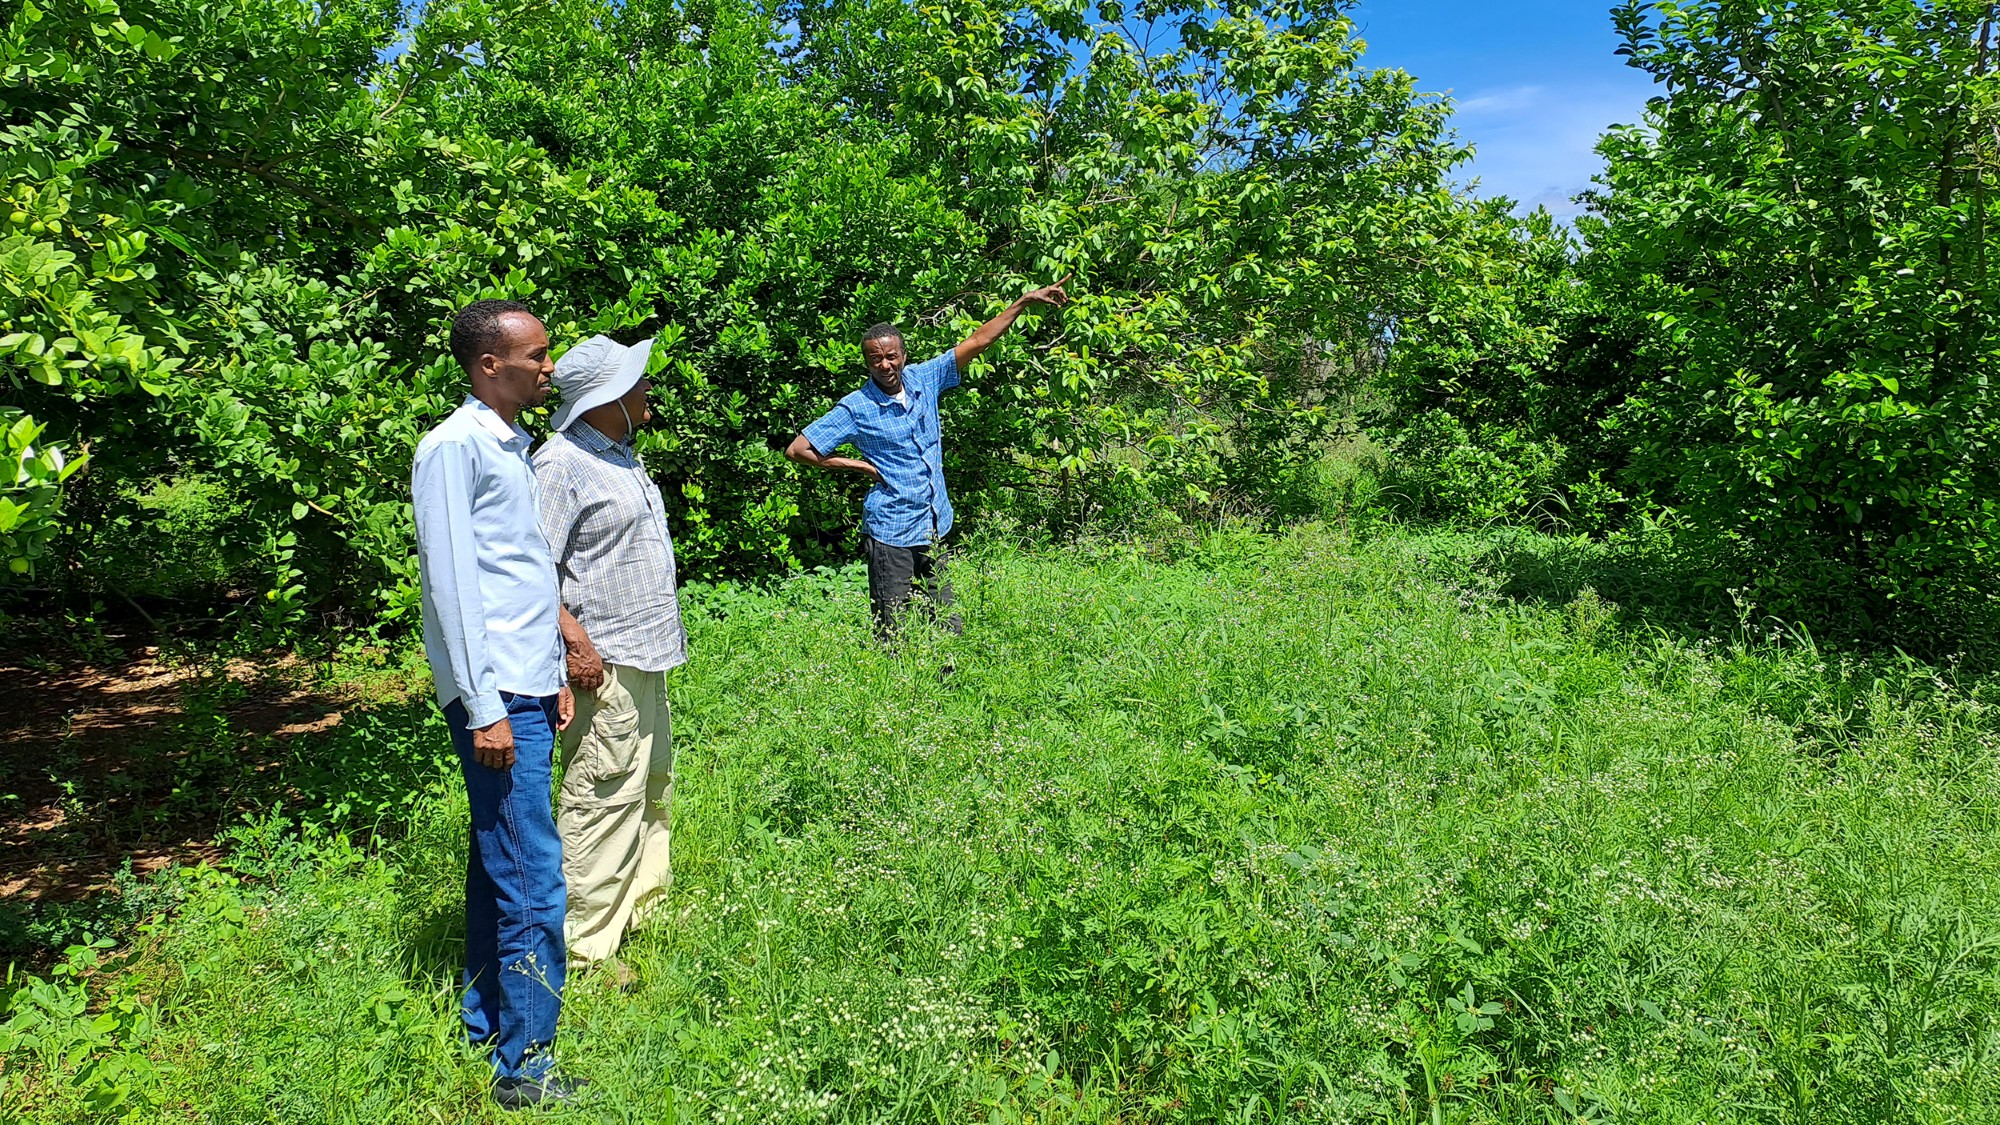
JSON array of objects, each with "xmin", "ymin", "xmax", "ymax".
[{"xmin": 1346, "ymin": 0, "xmax": 1658, "ymax": 217}]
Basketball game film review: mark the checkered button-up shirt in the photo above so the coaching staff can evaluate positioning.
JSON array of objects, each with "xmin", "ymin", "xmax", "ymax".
[
  {"xmin": 801, "ymin": 350, "xmax": 958, "ymax": 548},
  {"xmin": 533, "ymin": 421, "xmax": 688, "ymax": 673}
]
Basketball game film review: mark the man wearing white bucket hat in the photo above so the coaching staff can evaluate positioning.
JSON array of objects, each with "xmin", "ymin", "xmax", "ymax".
[{"xmin": 533, "ymin": 333, "xmax": 686, "ymax": 987}]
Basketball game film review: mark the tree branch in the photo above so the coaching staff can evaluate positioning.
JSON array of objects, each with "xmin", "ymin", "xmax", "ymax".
[{"xmin": 124, "ymin": 139, "xmax": 379, "ymax": 232}]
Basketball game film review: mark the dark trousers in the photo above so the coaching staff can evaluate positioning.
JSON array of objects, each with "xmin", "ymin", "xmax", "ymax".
[
  {"xmin": 444, "ymin": 691, "xmax": 566, "ymax": 1081},
  {"xmin": 863, "ymin": 535, "xmax": 962, "ymax": 637}
]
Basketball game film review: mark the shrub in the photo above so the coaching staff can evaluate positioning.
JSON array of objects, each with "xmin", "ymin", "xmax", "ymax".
[
  {"xmin": 1380, "ymin": 410, "xmax": 1568, "ymax": 526},
  {"xmin": 2, "ymin": 0, "xmax": 1490, "ymax": 626},
  {"xmin": 1582, "ymin": 0, "xmax": 2000, "ymax": 649},
  {"xmin": 65, "ymin": 475, "xmax": 261, "ymax": 603}
]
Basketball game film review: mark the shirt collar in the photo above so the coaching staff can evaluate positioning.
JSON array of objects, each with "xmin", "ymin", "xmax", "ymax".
[
  {"xmin": 564, "ymin": 418, "xmax": 634, "ymax": 457},
  {"xmin": 462, "ymin": 395, "xmax": 531, "ymax": 446},
  {"xmin": 860, "ymin": 378, "xmax": 918, "ymax": 407}
]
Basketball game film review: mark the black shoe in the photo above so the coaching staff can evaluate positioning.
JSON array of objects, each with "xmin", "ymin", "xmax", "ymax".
[{"xmin": 494, "ymin": 1074, "xmax": 588, "ymax": 1111}]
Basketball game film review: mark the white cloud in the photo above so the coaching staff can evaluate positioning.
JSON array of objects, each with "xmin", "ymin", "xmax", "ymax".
[
  {"xmin": 1453, "ymin": 85, "xmax": 1545, "ymax": 115},
  {"xmin": 1448, "ymin": 80, "xmax": 1650, "ymax": 219}
]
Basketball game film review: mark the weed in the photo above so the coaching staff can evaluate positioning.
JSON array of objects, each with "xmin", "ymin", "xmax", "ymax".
[{"xmin": 5, "ymin": 524, "xmax": 1998, "ymax": 1122}]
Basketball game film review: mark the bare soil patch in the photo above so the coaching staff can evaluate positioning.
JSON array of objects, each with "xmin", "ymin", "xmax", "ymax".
[{"xmin": 0, "ymin": 651, "xmax": 356, "ymax": 904}]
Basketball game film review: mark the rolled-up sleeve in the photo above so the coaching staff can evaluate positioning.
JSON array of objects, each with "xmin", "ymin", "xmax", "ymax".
[
  {"xmin": 801, "ymin": 403, "xmax": 858, "ymax": 457},
  {"xmin": 413, "ymin": 439, "xmax": 505, "ymax": 729}
]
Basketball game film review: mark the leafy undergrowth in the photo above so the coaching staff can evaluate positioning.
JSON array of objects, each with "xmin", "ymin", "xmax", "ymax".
[{"xmin": 6, "ymin": 525, "xmax": 1999, "ymax": 1123}]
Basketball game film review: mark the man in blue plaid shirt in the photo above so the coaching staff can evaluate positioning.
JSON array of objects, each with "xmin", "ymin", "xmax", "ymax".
[{"xmin": 787, "ymin": 276, "xmax": 1071, "ymax": 635}]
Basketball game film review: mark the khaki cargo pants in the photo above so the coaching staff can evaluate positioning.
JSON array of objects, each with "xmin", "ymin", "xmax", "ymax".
[{"xmin": 558, "ymin": 663, "xmax": 674, "ymax": 967}]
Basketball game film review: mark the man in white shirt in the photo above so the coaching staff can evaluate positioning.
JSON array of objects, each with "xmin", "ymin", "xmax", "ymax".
[{"xmin": 411, "ymin": 298, "xmax": 581, "ymax": 1111}]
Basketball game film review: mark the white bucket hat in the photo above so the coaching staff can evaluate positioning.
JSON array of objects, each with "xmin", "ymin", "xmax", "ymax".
[{"xmin": 550, "ymin": 334, "xmax": 654, "ymax": 433}]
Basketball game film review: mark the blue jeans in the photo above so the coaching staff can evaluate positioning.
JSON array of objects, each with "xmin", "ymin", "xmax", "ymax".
[{"xmin": 444, "ymin": 692, "xmax": 567, "ymax": 1081}]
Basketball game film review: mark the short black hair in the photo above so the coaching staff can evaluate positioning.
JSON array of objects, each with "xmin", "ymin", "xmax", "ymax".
[
  {"xmin": 861, "ymin": 322, "xmax": 903, "ymax": 346},
  {"xmin": 451, "ymin": 299, "xmax": 535, "ymax": 372}
]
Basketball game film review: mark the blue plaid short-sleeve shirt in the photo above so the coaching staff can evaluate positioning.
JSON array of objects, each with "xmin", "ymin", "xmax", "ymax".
[{"xmin": 801, "ymin": 350, "xmax": 959, "ymax": 548}]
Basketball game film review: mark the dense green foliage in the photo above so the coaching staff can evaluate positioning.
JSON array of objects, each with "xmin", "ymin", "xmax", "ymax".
[
  {"xmin": 9, "ymin": 0, "xmax": 1995, "ymax": 654},
  {"xmin": 1593, "ymin": 0, "xmax": 2000, "ymax": 639},
  {"xmin": 7, "ymin": 528, "xmax": 1999, "ymax": 1122},
  {"xmin": 2, "ymin": 0, "xmax": 1481, "ymax": 622},
  {"xmin": 1380, "ymin": 0, "xmax": 2000, "ymax": 652},
  {"xmin": 1376, "ymin": 207, "xmax": 1634, "ymax": 534}
]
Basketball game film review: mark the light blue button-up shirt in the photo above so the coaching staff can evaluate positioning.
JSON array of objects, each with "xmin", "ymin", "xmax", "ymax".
[
  {"xmin": 801, "ymin": 350, "xmax": 958, "ymax": 548},
  {"xmin": 412, "ymin": 396, "xmax": 565, "ymax": 729}
]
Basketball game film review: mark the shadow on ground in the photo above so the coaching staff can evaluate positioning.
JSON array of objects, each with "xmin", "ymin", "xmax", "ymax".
[
  {"xmin": 0, "ymin": 651, "xmax": 453, "ymax": 962},
  {"xmin": 1446, "ymin": 527, "xmax": 1999, "ymax": 671},
  {"xmin": 1399, "ymin": 527, "xmax": 1739, "ymax": 638}
]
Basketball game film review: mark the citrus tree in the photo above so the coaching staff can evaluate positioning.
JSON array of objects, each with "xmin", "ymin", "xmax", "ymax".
[
  {"xmin": 3, "ymin": 0, "xmax": 1496, "ymax": 624},
  {"xmin": 1584, "ymin": 0, "xmax": 2000, "ymax": 641}
]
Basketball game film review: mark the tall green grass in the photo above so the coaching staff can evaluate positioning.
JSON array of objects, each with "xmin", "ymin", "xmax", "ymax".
[{"xmin": 7, "ymin": 525, "xmax": 1999, "ymax": 1122}]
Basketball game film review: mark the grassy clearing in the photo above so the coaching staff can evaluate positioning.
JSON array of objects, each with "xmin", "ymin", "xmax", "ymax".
[{"xmin": 6, "ymin": 524, "xmax": 2000, "ymax": 1123}]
